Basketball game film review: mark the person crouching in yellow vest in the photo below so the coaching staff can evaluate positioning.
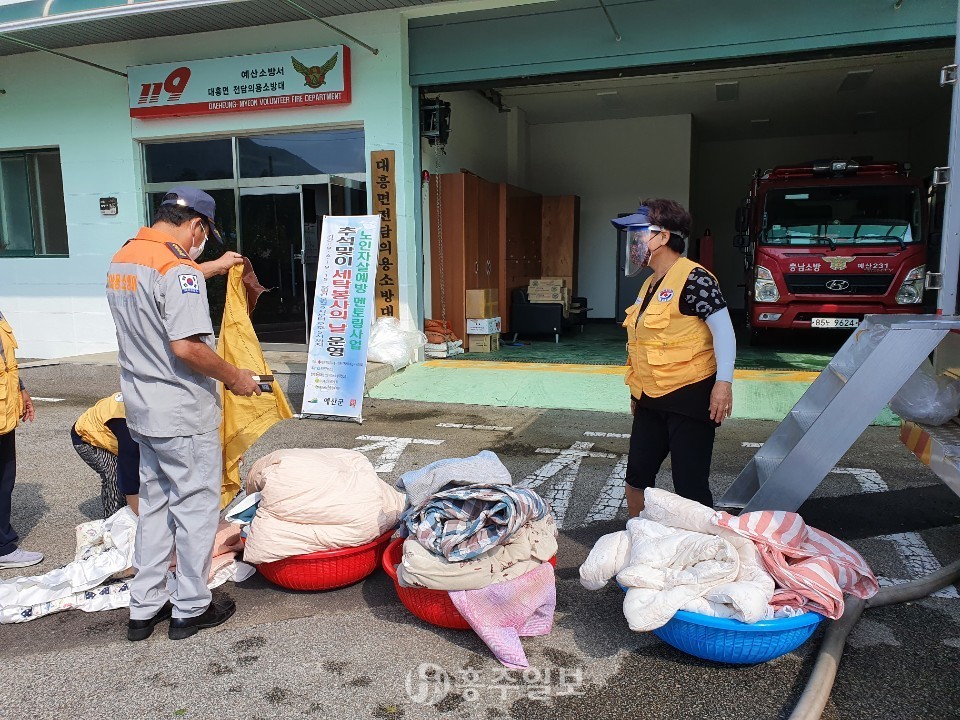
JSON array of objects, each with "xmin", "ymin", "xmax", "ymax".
[
  {"xmin": 72, "ymin": 393, "xmax": 141, "ymax": 517},
  {"xmin": 0, "ymin": 309, "xmax": 43, "ymax": 569},
  {"xmin": 613, "ymin": 199, "xmax": 736, "ymax": 515}
]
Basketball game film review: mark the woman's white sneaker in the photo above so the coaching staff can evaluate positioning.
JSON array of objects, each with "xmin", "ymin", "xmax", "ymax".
[{"xmin": 0, "ymin": 548, "xmax": 43, "ymax": 569}]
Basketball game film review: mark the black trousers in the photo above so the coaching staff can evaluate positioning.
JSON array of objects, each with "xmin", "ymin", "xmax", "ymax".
[
  {"xmin": 0, "ymin": 430, "xmax": 17, "ymax": 556},
  {"xmin": 625, "ymin": 405, "xmax": 716, "ymax": 507}
]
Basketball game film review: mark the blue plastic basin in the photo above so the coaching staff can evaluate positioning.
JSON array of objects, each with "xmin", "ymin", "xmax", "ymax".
[{"xmin": 618, "ymin": 584, "xmax": 823, "ymax": 663}]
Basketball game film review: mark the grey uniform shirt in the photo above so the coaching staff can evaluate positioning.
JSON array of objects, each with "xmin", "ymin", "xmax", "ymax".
[{"xmin": 106, "ymin": 226, "xmax": 221, "ymax": 437}]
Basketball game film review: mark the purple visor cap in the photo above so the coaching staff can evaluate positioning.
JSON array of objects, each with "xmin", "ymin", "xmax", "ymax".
[{"xmin": 610, "ymin": 206, "xmax": 652, "ymax": 230}]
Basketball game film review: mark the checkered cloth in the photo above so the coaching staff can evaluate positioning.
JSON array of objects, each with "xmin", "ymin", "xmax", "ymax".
[
  {"xmin": 405, "ymin": 485, "xmax": 549, "ymax": 562},
  {"xmin": 395, "ymin": 451, "xmax": 512, "ymax": 507}
]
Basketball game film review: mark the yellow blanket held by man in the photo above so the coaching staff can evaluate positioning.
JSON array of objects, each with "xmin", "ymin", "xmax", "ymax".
[{"xmin": 216, "ymin": 261, "xmax": 294, "ymax": 508}]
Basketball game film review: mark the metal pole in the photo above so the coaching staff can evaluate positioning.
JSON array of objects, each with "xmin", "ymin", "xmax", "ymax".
[
  {"xmin": 936, "ymin": 2, "xmax": 960, "ymax": 314},
  {"xmin": 279, "ymin": 0, "xmax": 379, "ymax": 55},
  {"xmin": 0, "ymin": 33, "xmax": 127, "ymax": 77}
]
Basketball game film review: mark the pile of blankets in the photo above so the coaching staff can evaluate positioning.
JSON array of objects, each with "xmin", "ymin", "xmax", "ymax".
[
  {"xmin": 242, "ymin": 448, "xmax": 406, "ymax": 564},
  {"xmin": 424, "ymin": 319, "xmax": 463, "ymax": 359},
  {"xmin": 0, "ymin": 508, "xmax": 254, "ymax": 624},
  {"xmin": 396, "ymin": 451, "xmax": 557, "ymax": 668},
  {"xmin": 580, "ymin": 488, "xmax": 878, "ymax": 632}
]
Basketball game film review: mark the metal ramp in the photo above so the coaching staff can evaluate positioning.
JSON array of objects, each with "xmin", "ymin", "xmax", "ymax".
[{"xmin": 719, "ymin": 314, "xmax": 960, "ymax": 513}]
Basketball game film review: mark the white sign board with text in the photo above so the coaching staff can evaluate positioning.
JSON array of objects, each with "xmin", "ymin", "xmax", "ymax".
[{"xmin": 302, "ymin": 215, "xmax": 380, "ymax": 421}]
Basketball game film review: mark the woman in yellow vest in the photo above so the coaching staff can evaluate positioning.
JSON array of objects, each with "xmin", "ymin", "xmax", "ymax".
[
  {"xmin": 613, "ymin": 200, "xmax": 736, "ymax": 515},
  {"xmin": 71, "ymin": 393, "xmax": 141, "ymax": 517},
  {"xmin": 0, "ymin": 309, "xmax": 43, "ymax": 569}
]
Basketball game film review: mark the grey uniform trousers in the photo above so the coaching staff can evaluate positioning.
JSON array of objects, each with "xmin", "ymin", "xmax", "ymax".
[{"xmin": 129, "ymin": 428, "xmax": 221, "ymax": 620}]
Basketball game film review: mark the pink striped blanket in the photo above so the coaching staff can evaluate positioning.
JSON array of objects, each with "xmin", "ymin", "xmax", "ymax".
[
  {"xmin": 716, "ymin": 509, "xmax": 878, "ymax": 619},
  {"xmin": 449, "ymin": 563, "xmax": 556, "ymax": 668}
]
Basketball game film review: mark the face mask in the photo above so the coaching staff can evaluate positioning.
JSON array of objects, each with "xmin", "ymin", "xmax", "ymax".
[
  {"xmin": 188, "ymin": 238, "xmax": 206, "ymax": 261},
  {"xmin": 188, "ymin": 221, "xmax": 207, "ymax": 261},
  {"xmin": 625, "ymin": 226, "xmax": 664, "ymax": 277}
]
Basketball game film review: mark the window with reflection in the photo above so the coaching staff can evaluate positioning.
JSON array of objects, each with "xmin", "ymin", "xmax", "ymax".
[
  {"xmin": 238, "ymin": 129, "xmax": 365, "ymax": 178},
  {"xmin": 145, "ymin": 139, "xmax": 233, "ymax": 184}
]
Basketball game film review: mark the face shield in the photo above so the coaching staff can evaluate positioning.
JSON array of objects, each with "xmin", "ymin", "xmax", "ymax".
[{"xmin": 624, "ymin": 224, "xmax": 665, "ymax": 277}]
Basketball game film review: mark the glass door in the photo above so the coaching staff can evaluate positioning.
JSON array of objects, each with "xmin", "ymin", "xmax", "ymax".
[{"xmin": 238, "ymin": 186, "xmax": 306, "ymax": 344}]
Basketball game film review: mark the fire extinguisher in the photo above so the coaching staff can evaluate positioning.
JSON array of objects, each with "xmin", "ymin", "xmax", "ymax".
[{"xmin": 699, "ymin": 228, "xmax": 714, "ymax": 272}]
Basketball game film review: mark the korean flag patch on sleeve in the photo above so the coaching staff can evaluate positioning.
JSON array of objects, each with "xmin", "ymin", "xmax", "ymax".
[{"xmin": 178, "ymin": 273, "xmax": 201, "ymax": 294}]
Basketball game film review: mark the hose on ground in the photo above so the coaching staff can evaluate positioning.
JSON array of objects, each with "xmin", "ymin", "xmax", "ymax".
[{"xmin": 787, "ymin": 558, "xmax": 960, "ymax": 720}]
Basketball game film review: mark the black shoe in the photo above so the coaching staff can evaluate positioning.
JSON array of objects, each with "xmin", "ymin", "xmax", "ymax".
[
  {"xmin": 127, "ymin": 603, "xmax": 173, "ymax": 642},
  {"xmin": 168, "ymin": 599, "xmax": 237, "ymax": 640}
]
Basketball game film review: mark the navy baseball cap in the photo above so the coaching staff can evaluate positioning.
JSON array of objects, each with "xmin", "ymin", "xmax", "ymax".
[
  {"xmin": 610, "ymin": 206, "xmax": 652, "ymax": 230},
  {"xmin": 161, "ymin": 186, "xmax": 223, "ymax": 244}
]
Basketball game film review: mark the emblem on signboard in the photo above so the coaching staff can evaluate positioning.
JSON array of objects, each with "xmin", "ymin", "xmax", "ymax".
[
  {"xmin": 825, "ymin": 256, "xmax": 855, "ymax": 270},
  {"xmin": 292, "ymin": 53, "xmax": 339, "ymax": 89}
]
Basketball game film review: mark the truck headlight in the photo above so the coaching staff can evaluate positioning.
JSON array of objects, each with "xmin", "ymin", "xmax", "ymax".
[
  {"xmin": 896, "ymin": 265, "xmax": 925, "ymax": 305},
  {"xmin": 755, "ymin": 265, "xmax": 780, "ymax": 303}
]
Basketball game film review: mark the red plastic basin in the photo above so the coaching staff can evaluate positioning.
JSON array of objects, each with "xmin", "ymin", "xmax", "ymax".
[
  {"xmin": 382, "ymin": 537, "xmax": 556, "ymax": 630},
  {"xmin": 256, "ymin": 529, "xmax": 395, "ymax": 591}
]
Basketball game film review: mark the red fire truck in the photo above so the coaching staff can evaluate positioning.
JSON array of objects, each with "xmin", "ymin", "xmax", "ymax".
[{"xmin": 735, "ymin": 160, "xmax": 936, "ymax": 343}]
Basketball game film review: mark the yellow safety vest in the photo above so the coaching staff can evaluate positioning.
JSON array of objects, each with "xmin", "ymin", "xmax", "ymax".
[
  {"xmin": 623, "ymin": 257, "xmax": 717, "ymax": 399},
  {"xmin": 0, "ymin": 313, "xmax": 21, "ymax": 436},
  {"xmin": 74, "ymin": 393, "xmax": 126, "ymax": 455}
]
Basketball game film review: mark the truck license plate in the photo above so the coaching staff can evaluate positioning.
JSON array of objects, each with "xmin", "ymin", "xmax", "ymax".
[{"xmin": 811, "ymin": 318, "xmax": 860, "ymax": 329}]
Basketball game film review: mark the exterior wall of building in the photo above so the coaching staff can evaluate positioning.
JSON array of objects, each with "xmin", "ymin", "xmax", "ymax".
[
  {"xmin": 0, "ymin": 12, "xmax": 417, "ymax": 358},
  {"xmin": 409, "ymin": 0, "xmax": 956, "ymax": 87}
]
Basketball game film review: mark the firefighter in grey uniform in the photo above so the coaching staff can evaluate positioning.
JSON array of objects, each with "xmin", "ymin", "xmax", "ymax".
[{"xmin": 106, "ymin": 186, "xmax": 260, "ymax": 642}]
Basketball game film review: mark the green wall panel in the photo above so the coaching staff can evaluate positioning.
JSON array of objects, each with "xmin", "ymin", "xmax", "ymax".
[{"xmin": 410, "ymin": 0, "xmax": 957, "ymax": 87}]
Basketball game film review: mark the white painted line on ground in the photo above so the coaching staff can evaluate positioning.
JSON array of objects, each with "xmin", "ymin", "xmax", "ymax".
[
  {"xmin": 877, "ymin": 531, "xmax": 959, "ymax": 600},
  {"xmin": 353, "ymin": 435, "xmax": 444, "ymax": 474},
  {"xmin": 436, "ymin": 423, "xmax": 513, "ymax": 431},
  {"xmin": 520, "ymin": 442, "xmax": 617, "ymax": 529},
  {"xmin": 584, "ymin": 431, "xmax": 631, "ymax": 439},
  {"xmin": 741, "ymin": 442, "xmax": 763, "ymax": 448},
  {"xmin": 583, "ymin": 454, "xmax": 629, "ymax": 524},
  {"xmin": 32, "ymin": 397, "xmax": 65, "ymax": 403},
  {"xmin": 831, "ymin": 467, "xmax": 889, "ymax": 494}
]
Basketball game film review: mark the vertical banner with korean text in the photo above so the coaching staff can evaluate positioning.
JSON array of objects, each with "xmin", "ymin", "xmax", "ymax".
[
  {"xmin": 302, "ymin": 215, "xmax": 380, "ymax": 420},
  {"xmin": 371, "ymin": 150, "xmax": 400, "ymax": 318}
]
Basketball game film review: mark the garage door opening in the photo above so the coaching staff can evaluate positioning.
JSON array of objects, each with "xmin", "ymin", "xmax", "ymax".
[{"xmin": 420, "ymin": 45, "xmax": 953, "ymax": 369}]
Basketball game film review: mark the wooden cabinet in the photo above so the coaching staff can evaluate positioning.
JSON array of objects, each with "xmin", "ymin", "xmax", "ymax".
[
  {"xmin": 430, "ymin": 171, "xmax": 580, "ymax": 340},
  {"xmin": 429, "ymin": 171, "xmax": 502, "ymax": 342}
]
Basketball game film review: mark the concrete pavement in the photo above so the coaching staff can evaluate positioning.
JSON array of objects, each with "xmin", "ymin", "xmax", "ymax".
[{"xmin": 1, "ymin": 368, "xmax": 959, "ymax": 719}]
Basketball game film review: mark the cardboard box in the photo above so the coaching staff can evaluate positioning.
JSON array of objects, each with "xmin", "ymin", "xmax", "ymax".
[
  {"xmin": 528, "ymin": 285, "xmax": 565, "ymax": 301},
  {"xmin": 466, "ymin": 289, "xmax": 499, "ymax": 318},
  {"xmin": 529, "ymin": 277, "xmax": 567, "ymax": 288},
  {"xmin": 466, "ymin": 316, "xmax": 502, "ymax": 334},
  {"xmin": 468, "ymin": 332, "xmax": 500, "ymax": 353}
]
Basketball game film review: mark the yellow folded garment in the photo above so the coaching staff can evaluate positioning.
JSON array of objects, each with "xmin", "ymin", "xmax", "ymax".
[{"xmin": 216, "ymin": 261, "xmax": 294, "ymax": 509}]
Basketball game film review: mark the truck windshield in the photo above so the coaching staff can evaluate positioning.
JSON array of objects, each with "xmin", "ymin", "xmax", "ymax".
[{"xmin": 761, "ymin": 185, "xmax": 921, "ymax": 247}]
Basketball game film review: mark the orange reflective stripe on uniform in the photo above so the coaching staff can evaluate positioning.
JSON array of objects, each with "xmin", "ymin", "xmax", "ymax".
[
  {"xmin": 624, "ymin": 257, "xmax": 717, "ymax": 398},
  {"xmin": 75, "ymin": 393, "xmax": 126, "ymax": 455},
  {"xmin": 0, "ymin": 313, "xmax": 21, "ymax": 435},
  {"xmin": 109, "ymin": 226, "xmax": 201, "ymax": 277}
]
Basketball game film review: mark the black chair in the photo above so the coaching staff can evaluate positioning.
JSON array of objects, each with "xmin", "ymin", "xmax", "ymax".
[{"xmin": 509, "ymin": 288, "xmax": 588, "ymax": 343}]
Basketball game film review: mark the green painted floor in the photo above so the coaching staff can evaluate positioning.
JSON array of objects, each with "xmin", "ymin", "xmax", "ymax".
[
  {"xmin": 370, "ymin": 360, "xmax": 897, "ymax": 425},
  {"xmin": 462, "ymin": 323, "xmax": 837, "ymax": 372}
]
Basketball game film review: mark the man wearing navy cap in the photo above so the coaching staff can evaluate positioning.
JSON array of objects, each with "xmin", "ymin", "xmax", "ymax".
[{"xmin": 106, "ymin": 186, "xmax": 261, "ymax": 641}]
